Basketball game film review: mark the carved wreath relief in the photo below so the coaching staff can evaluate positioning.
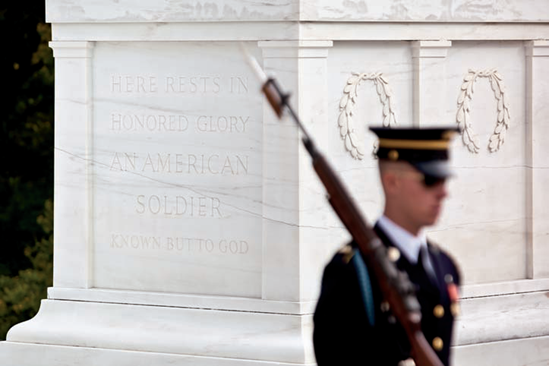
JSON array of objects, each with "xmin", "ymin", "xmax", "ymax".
[
  {"xmin": 456, "ymin": 69, "xmax": 510, "ymax": 154},
  {"xmin": 338, "ymin": 68, "xmax": 510, "ymax": 158},
  {"xmin": 338, "ymin": 72, "xmax": 398, "ymax": 160}
]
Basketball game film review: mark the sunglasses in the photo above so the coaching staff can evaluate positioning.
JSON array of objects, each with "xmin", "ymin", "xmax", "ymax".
[
  {"xmin": 397, "ymin": 171, "xmax": 447, "ymax": 188},
  {"xmin": 422, "ymin": 174, "xmax": 447, "ymax": 188}
]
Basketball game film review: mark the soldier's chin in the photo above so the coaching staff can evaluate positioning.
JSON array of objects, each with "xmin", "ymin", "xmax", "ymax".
[
  {"xmin": 430, "ymin": 206, "xmax": 442, "ymax": 221},
  {"xmin": 425, "ymin": 214, "xmax": 441, "ymax": 227}
]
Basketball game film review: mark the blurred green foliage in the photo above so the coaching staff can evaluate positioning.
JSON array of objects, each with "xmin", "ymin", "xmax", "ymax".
[
  {"xmin": 0, "ymin": 2, "xmax": 54, "ymax": 340},
  {"xmin": 0, "ymin": 200, "xmax": 52, "ymax": 340}
]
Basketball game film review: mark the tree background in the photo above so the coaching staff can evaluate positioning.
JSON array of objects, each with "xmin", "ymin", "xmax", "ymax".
[{"xmin": 0, "ymin": 2, "xmax": 54, "ymax": 340}]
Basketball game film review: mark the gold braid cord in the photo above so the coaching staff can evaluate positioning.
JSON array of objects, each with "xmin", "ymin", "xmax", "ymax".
[
  {"xmin": 456, "ymin": 69, "xmax": 511, "ymax": 154},
  {"xmin": 338, "ymin": 72, "xmax": 398, "ymax": 160}
]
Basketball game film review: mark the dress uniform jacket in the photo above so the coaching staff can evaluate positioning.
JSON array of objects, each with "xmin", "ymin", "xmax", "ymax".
[{"xmin": 313, "ymin": 223, "xmax": 461, "ymax": 366}]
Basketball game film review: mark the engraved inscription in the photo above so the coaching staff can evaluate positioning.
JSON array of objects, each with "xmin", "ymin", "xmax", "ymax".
[
  {"xmin": 111, "ymin": 75, "xmax": 158, "ymax": 93},
  {"xmin": 164, "ymin": 76, "xmax": 221, "ymax": 94},
  {"xmin": 93, "ymin": 43, "xmax": 264, "ymax": 298},
  {"xmin": 110, "ymin": 234, "xmax": 250, "ymax": 255},
  {"xmin": 111, "ymin": 113, "xmax": 189, "ymax": 132},
  {"xmin": 110, "ymin": 114, "xmax": 249, "ymax": 133},
  {"xmin": 110, "ymin": 153, "xmax": 249, "ymax": 175},
  {"xmin": 110, "ymin": 75, "xmax": 249, "ymax": 94},
  {"xmin": 136, "ymin": 194, "xmax": 223, "ymax": 217},
  {"xmin": 229, "ymin": 76, "xmax": 248, "ymax": 94},
  {"xmin": 196, "ymin": 115, "xmax": 249, "ymax": 133}
]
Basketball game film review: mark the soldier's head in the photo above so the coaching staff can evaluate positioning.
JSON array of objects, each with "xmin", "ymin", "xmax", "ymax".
[{"xmin": 370, "ymin": 127, "xmax": 459, "ymax": 235}]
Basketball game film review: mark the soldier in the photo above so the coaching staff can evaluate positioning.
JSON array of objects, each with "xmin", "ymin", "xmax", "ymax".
[{"xmin": 313, "ymin": 127, "xmax": 461, "ymax": 366}]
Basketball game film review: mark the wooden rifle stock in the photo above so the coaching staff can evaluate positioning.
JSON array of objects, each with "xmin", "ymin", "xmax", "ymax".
[{"xmin": 261, "ymin": 78, "xmax": 444, "ymax": 366}]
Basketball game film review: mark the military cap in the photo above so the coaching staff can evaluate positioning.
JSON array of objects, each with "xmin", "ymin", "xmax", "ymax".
[{"xmin": 370, "ymin": 126, "xmax": 460, "ymax": 179}]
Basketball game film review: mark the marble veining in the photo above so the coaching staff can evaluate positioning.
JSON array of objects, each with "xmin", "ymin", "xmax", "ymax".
[{"xmin": 3, "ymin": 2, "xmax": 549, "ymax": 364}]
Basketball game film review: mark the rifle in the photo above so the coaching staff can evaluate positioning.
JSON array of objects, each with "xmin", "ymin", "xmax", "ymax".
[{"xmin": 242, "ymin": 47, "xmax": 444, "ymax": 366}]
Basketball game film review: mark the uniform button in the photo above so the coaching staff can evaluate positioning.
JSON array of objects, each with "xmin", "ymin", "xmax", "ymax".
[
  {"xmin": 433, "ymin": 304, "xmax": 445, "ymax": 318},
  {"xmin": 388, "ymin": 149, "xmax": 399, "ymax": 161},
  {"xmin": 387, "ymin": 247, "xmax": 401, "ymax": 262},
  {"xmin": 432, "ymin": 337, "xmax": 443, "ymax": 351},
  {"xmin": 398, "ymin": 358, "xmax": 416, "ymax": 366},
  {"xmin": 451, "ymin": 303, "xmax": 461, "ymax": 317}
]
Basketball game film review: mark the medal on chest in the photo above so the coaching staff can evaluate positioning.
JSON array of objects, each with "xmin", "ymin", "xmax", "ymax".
[{"xmin": 445, "ymin": 274, "xmax": 460, "ymax": 316}]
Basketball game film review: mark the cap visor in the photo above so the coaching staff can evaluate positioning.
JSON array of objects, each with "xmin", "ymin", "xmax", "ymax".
[{"xmin": 410, "ymin": 161, "xmax": 454, "ymax": 179}]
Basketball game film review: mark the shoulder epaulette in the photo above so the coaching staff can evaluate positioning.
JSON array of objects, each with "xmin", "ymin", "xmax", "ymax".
[{"xmin": 338, "ymin": 244, "xmax": 355, "ymax": 264}]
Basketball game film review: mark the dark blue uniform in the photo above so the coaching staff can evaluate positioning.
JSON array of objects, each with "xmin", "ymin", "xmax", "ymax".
[{"xmin": 313, "ymin": 224, "xmax": 461, "ymax": 366}]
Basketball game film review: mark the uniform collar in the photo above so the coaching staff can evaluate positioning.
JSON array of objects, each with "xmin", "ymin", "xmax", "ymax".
[{"xmin": 377, "ymin": 215, "xmax": 427, "ymax": 265}]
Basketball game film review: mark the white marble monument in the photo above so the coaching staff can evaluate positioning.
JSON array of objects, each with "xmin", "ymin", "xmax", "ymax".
[{"xmin": 1, "ymin": 1, "xmax": 549, "ymax": 365}]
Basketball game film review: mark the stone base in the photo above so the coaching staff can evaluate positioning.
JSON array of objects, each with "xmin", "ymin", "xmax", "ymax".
[
  {"xmin": 0, "ymin": 343, "xmax": 315, "ymax": 366},
  {"xmin": 3, "ymin": 287, "xmax": 549, "ymax": 365},
  {"xmin": 453, "ymin": 336, "xmax": 549, "ymax": 366},
  {"xmin": 450, "ymin": 287, "xmax": 549, "ymax": 366},
  {"xmin": 0, "ymin": 298, "xmax": 315, "ymax": 366}
]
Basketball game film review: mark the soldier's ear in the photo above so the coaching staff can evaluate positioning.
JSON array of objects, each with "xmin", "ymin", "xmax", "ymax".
[{"xmin": 381, "ymin": 170, "xmax": 400, "ymax": 194}]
